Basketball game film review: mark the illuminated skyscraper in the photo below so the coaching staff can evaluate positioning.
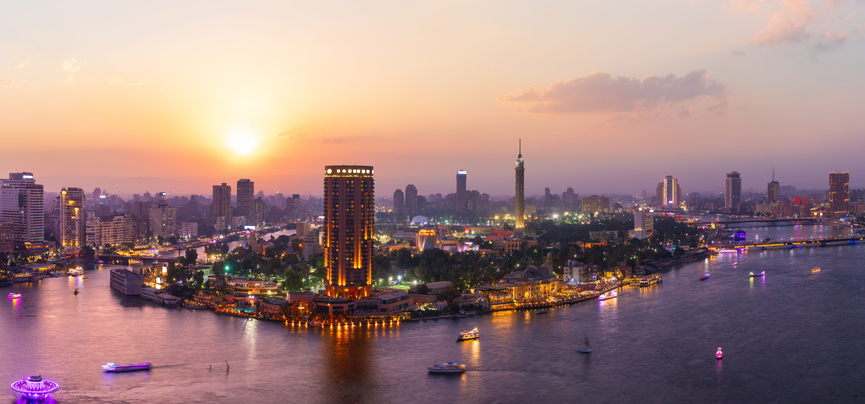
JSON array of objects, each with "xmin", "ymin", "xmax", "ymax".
[
  {"xmin": 515, "ymin": 140, "xmax": 525, "ymax": 229},
  {"xmin": 660, "ymin": 176, "xmax": 680, "ymax": 207},
  {"xmin": 829, "ymin": 172, "xmax": 850, "ymax": 215},
  {"xmin": 456, "ymin": 170, "xmax": 467, "ymax": 212},
  {"xmin": 726, "ymin": 171, "xmax": 742, "ymax": 212},
  {"xmin": 0, "ymin": 172, "xmax": 44, "ymax": 246},
  {"xmin": 58, "ymin": 187, "xmax": 86, "ymax": 250},
  {"xmin": 323, "ymin": 165, "xmax": 375, "ymax": 299},
  {"xmin": 212, "ymin": 183, "xmax": 232, "ymax": 230}
]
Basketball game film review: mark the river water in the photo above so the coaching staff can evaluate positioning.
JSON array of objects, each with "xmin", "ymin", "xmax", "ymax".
[{"xmin": 3, "ymin": 225, "xmax": 864, "ymax": 404}]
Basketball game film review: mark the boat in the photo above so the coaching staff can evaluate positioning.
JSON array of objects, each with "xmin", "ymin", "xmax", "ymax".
[
  {"xmin": 732, "ymin": 262, "xmax": 738, "ymax": 267},
  {"xmin": 718, "ymin": 248, "xmax": 739, "ymax": 254},
  {"xmin": 700, "ymin": 274, "xmax": 711, "ymax": 280},
  {"xmin": 308, "ymin": 319, "xmax": 323, "ymax": 327},
  {"xmin": 73, "ymin": 288, "xmax": 79, "ymax": 295},
  {"xmin": 640, "ymin": 275, "xmax": 662, "ymax": 287},
  {"xmin": 534, "ymin": 309, "xmax": 549, "ymax": 314},
  {"xmin": 598, "ymin": 290, "xmax": 618, "ymax": 301},
  {"xmin": 101, "ymin": 362, "xmax": 151, "ymax": 372},
  {"xmin": 67, "ymin": 267, "xmax": 84, "ymax": 276},
  {"xmin": 457, "ymin": 328, "xmax": 479, "ymax": 341},
  {"xmin": 749, "ymin": 271, "xmax": 765, "ymax": 278},
  {"xmin": 716, "ymin": 347, "xmax": 723, "ymax": 359},
  {"xmin": 811, "ymin": 267, "xmax": 821, "ymax": 273},
  {"xmin": 10, "ymin": 375, "xmax": 60, "ymax": 400},
  {"xmin": 8, "ymin": 292, "xmax": 21, "ymax": 299},
  {"xmin": 578, "ymin": 336, "xmax": 592, "ymax": 353},
  {"xmin": 455, "ymin": 312, "xmax": 468, "ymax": 318},
  {"xmin": 427, "ymin": 362, "xmax": 466, "ymax": 373}
]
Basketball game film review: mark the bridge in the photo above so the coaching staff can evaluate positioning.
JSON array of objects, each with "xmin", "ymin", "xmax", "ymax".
[
  {"xmin": 737, "ymin": 235, "xmax": 865, "ymax": 251},
  {"xmin": 686, "ymin": 218, "xmax": 826, "ymax": 228},
  {"xmin": 99, "ymin": 254, "xmax": 174, "ymax": 266}
]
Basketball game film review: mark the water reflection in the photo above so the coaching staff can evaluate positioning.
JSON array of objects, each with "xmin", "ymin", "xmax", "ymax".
[{"xmin": 321, "ymin": 326, "xmax": 376, "ymax": 403}]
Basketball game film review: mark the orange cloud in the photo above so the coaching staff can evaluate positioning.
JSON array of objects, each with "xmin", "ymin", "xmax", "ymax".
[
  {"xmin": 499, "ymin": 70, "xmax": 729, "ymax": 115},
  {"xmin": 752, "ymin": 0, "xmax": 816, "ymax": 43},
  {"xmin": 814, "ymin": 29, "xmax": 849, "ymax": 50}
]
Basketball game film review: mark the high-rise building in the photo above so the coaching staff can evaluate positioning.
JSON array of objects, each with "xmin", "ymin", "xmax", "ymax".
[
  {"xmin": 405, "ymin": 184, "xmax": 418, "ymax": 217},
  {"xmin": 633, "ymin": 209, "xmax": 654, "ymax": 239},
  {"xmin": 515, "ymin": 140, "xmax": 525, "ymax": 230},
  {"xmin": 393, "ymin": 189, "xmax": 405, "ymax": 219},
  {"xmin": 212, "ymin": 183, "xmax": 232, "ymax": 230},
  {"xmin": 767, "ymin": 167, "xmax": 780, "ymax": 203},
  {"xmin": 582, "ymin": 195, "xmax": 610, "ymax": 213},
  {"xmin": 237, "ymin": 179, "xmax": 254, "ymax": 223},
  {"xmin": 0, "ymin": 172, "xmax": 44, "ymax": 246},
  {"xmin": 660, "ymin": 176, "xmax": 680, "ymax": 207},
  {"xmin": 456, "ymin": 170, "xmax": 467, "ymax": 212},
  {"xmin": 726, "ymin": 171, "xmax": 742, "ymax": 212},
  {"xmin": 829, "ymin": 172, "xmax": 850, "ymax": 215},
  {"xmin": 58, "ymin": 187, "xmax": 86, "ymax": 250},
  {"xmin": 323, "ymin": 165, "xmax": 375, "ymax": 299},
  {"xmin": 149, "ymin": 204, "xmax": 177, "ymax": 241}
]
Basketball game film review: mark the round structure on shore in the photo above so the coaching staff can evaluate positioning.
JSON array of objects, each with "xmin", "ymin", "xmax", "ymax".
[{"xmin": 10, "ymin": 375, "xmax": 59, "ymax": 400}]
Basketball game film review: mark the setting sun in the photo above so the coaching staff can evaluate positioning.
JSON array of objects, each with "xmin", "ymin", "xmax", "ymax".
[{"xmin": 225, "ymin": 127, "xmax": 261, "ymax": 157}]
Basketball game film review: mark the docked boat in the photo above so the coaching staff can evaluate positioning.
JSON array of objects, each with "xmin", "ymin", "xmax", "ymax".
[
  {"xmin": 110, "ymin": 268, "xmax": 143, "ymax": 295},
  {"xmin": 534, "ymin": 309, "xmax": 549, "ymax": 314},
  {"xmin": 700, "ymin": 274, "xmax": 711, "ymax": 280},
  {"xmin": 8, "ymin": 292, "xmax": 21, "ymax": 299},
  {"xmin": 427, "ymin": 362, "xmax": 466, "ymax": 373},
  {"xmin": 640, "ymin": 275, "xmax": 662, "ymax": 287},
  {"xmin": 457, "ymin": 328, "xmax": 479, "ymax": 341},
  {"xmin": 598, "ymin": 290, "xmax": 618, "ymax": 301},
  {"xmin": 455, "ymin": 312, "xmax": 468, "ymax": 318},
  {"xmin": 811, "ymin": 267, "xmax": 821, "ymax": 273},
  {"xmin": 749, "ymin": 271, "xmax": 765, "ymax": 278},
  {"xmin": 308, "ymin": 319, "xmax": 323, "ymax": 327},
  {"xmin": 718, "ymin": 248, "xmax": 739, "ymax": 254},
  {"xmin": 101, "ymin": 362, "xmax": 151, "ymax": 372},
  {"xmin": 67, "ymin": 267, "xmax": 84, "ymax": 276}
]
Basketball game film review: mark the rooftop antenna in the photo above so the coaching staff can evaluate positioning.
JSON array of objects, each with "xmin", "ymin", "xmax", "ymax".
[
  {"xmin": 772, "ymin": 165, "xmax": 775, "ymax": 182},
  {"xmin": 518, "ymin": 139, "xmax": 522, "ymax": 157}
]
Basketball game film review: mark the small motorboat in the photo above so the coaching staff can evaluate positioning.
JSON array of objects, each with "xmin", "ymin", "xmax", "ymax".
[
  {"xmin": 749, "ymin": 271, "xmax": 765, "ymax": 278},
  {"xmin": 457, "ymin": 327, "xmax": 480, "ymax": 341},
  {"xmin": 8, "ymin": 292, "xmax": 21, "ymax": 299},
  {"xmin": 732, "ymin": 262, "xmax": 738, "ymax": 267},
  {"xmin": 101, "ymin": 362, "xmax": 151, "ymax": 372},
  {"xmin": 73, "ymin": 288, "xmax": 79, "ymax": 295},
  {"xmin": 534, "ymin": 309, "xmax": 549, "ymax": 314},
  {"xmin": 427, "ymin": 362, "xmax": 466, "ymax": 373},
  {"xmin": 716, "ymin": 347, "xmax": 723, "ymax": 359},
  {"xmin": 700, "ymin": 274, "xmax": 711, "ymax": 281},
  {"xmin": 811, "ymin": 267, "xmax": 821, "ymax": 273}
]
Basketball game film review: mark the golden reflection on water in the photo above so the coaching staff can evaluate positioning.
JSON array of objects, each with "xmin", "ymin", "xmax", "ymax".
[{"xmin": 322, "ymin": 324, "xmax": 376, "ymax": 403}]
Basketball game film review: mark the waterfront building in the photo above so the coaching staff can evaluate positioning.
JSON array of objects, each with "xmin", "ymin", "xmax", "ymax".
[
  {"xmin": 456, "ymin": 170, "xmax": 467, "ymax": 212},
  {"xmin": 237, "ymin": 179, "xmax": 254, "ymax": 224},
  {"xmin": 405, "ymin": 184, "xmax": 418, "ymax": 218},
  {"xmin": 515, "ymin": 140, "xmax": 525, "ymax": 230},
  {"xmin": 0, "ymin": 172, "xmax": 44, "ymax": 247},
  {"xmin": 58, "ymin": 187, "xmax": 86, "ymax": 250},
  {"xmin": 212, "ymin": 183, "xmax": 232, "ymax": 230},
  {"xmin": 725, "ymin": 171, "xmax": 742, "ymax": 212},
  {"xmin": 767, "ymin": 168, "xmax": 780, "ymax": 203},
  {"xmin": 323, "ymin": 165, "xmax": 375, "ymax": 299},
  {"xmin": 149, "ymin": 204, "xmax": 177, "ymax": 241},
  {"xmin": 829, "ymin": 172, "xmax": 850, "ymax": 216},
  {"xmin": 110, "ymin": 268, "xmax": 143, "ymax": 295},
  {"xmin": 393, "ymin": 189, "xmax": 404, "ymax": 219}
]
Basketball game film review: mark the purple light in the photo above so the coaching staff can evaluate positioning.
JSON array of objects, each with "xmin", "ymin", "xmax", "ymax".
[{"xmin": 10, "ymin": 376, "xmax": 59, "ymax": 399}]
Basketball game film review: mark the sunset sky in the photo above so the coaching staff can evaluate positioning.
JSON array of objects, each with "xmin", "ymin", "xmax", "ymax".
[{"xmin": 2, "ymin": 0, "xmax": 864, "ymax": 197}]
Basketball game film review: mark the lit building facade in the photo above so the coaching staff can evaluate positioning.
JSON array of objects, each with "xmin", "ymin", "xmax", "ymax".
[
  {"xmin": 515, "ymin": 140, "xmax": 525, "ymax": 230},
  {"xmin": 0, "ymin": 172, "xmax": 44, "ymax": 246},
  {"xmin": 212, "ymin": 183, "xmax": 232, "ymax": 230},
  {"xmin": 725, "ymin": 171, "xmax": 742, "ymax": 212},
  {"xmin": 149, "ymin": 204, "xmax": 177, "ymax": 241},
  {"xmin": 633, "ymin": 209, "xmax": 654, "ymax": 239},
  {"xmin": 660, "ymin": 176, "xmax": 680, "ymax": 207},
  {"xmin": 323, "ymin": 165, "xmax": 375, "ymax": 299},
  {"xmin": 829, "ymin": 172, "xmax": 850, "ymax": 215},
  {"xmin": 416, "ymin": 228, "xmax": 437, "ymax": 252},
  {"xmin": 58, "ymin": 187, "xmax": 86, "ymax": 250}
]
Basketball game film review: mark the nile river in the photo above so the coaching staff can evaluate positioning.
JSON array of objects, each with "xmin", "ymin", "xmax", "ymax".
[{"xmin": 2, "ymin": 225, "xmax": 864, "ymax": 403}]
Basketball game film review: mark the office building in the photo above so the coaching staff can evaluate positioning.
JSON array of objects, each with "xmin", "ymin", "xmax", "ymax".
[
  {"xmin": 659, "ymin": 176, "xmax": 681, "ymax": 207},
  {"xmin": 323, "ymin": 165, "xmax": 375, "ymax": 299},
  {"xmin": 237, "ymin": 179, "xmax": 254, "ymax": 223},
  {"xmin": 0, "ymin": 172, "xmax": 44, "ymax": 246},
  {"xmin": 58, "ymin": 187, "xmax": 86, "ymax": 250},
  {"xmin": 725, "ymin": 171, "xmax": 742, "ymax": 212},
  {"xmin": 149, "ymin": 204, "xmax": 177, "ymax": 241},
  {"xmin": 767, "ymin": 168, "xmax": 780, "ymax": 203},
  {"xmin": 582, "ymin": 195, "xmax": 610, "ymax": 213},
  {"xmin": 393, "ymin": 189, "xmax": 404, "ymax": 219},
  {"xmin": 405, "ymin": 184, "xmax": 418, "ymax": 217},
  {"xmin": 456, "ymin": 170, "xmax": 467, "ymax": 212},
  {"xmin": 515, "ymin": 140, "xmax": 525, "ymax": 230},
  {"xmin": 633, "ymin": 209, "xmax": 654, "ymax": 240},
  {"xmin": 212, "ymin": 183, "xmax": 232, "ymax": 230},
  {"xmin": 829, "ymin": 172, "xmax": 850, "ymax": 216}
]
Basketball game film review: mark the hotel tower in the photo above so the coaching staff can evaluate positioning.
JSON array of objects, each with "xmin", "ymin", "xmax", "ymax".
[
  {"xmin": 323, "ymin": 165, "xmax": 375, "ymax": 299},
  {"xmin": 515, "ymin": 140, "xmax": 525, "ymax": 230}
]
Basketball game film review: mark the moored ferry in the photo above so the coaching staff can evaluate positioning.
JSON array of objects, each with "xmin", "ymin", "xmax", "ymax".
[
  {"xmin": 140, "ymin": 286, "xmax": 180, "ymax": 306},
  {"xmin": 101, "ymin": 362, "xmax": 151, "ymax": 372},
  {"xmin": 67, "ymin": 267, "xmax": 84, "ymax": 276},
  {"xmin": 640, "ymin": 275, "xmax": 662, "ymax": 287}
]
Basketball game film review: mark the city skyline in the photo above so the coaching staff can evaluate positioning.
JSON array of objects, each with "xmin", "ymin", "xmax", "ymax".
[{"xmin": 3, "ymin": 1, "xmax": 865, "ymax": 195}]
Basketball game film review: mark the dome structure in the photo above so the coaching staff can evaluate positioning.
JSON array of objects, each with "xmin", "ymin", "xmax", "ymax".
[{"xmin": 410, "ymin": 216, "xmax": 428, "ymax": 226}]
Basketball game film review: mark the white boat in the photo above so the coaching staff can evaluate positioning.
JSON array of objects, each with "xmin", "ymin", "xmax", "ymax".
[
  {"xmin": 67, "ymin": 267, "xmax": 84, "ymax": 276},
  {"xmin": 457, "ymin": 328, "xmax": 479, "ymax": 341},
  {"xmin": 427, "ymin": 362, "xmax": 466, "ymax": 373},
  {"xmin": 8, "ymin": 292, "xmax": 21, "ymax": 299}
]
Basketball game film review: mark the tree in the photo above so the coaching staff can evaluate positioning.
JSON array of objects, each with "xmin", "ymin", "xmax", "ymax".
[
  {"xmin": 185, "ymin": 248, "xmax": 198, "ymax": 266},
  {"xmin": 193, "ymin": 270, "xmax": 204, "ymax": 287},
  {"xmin": 82, "ymin": 246, "xmax": 96, "ymax": 261},
  {"xmin": 416, "ymin": 283, "xmax": 430, "ymax": 295},
  {"xmin": 284, "ymin": 269, "xmax": 304, "ymax": 291}
]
